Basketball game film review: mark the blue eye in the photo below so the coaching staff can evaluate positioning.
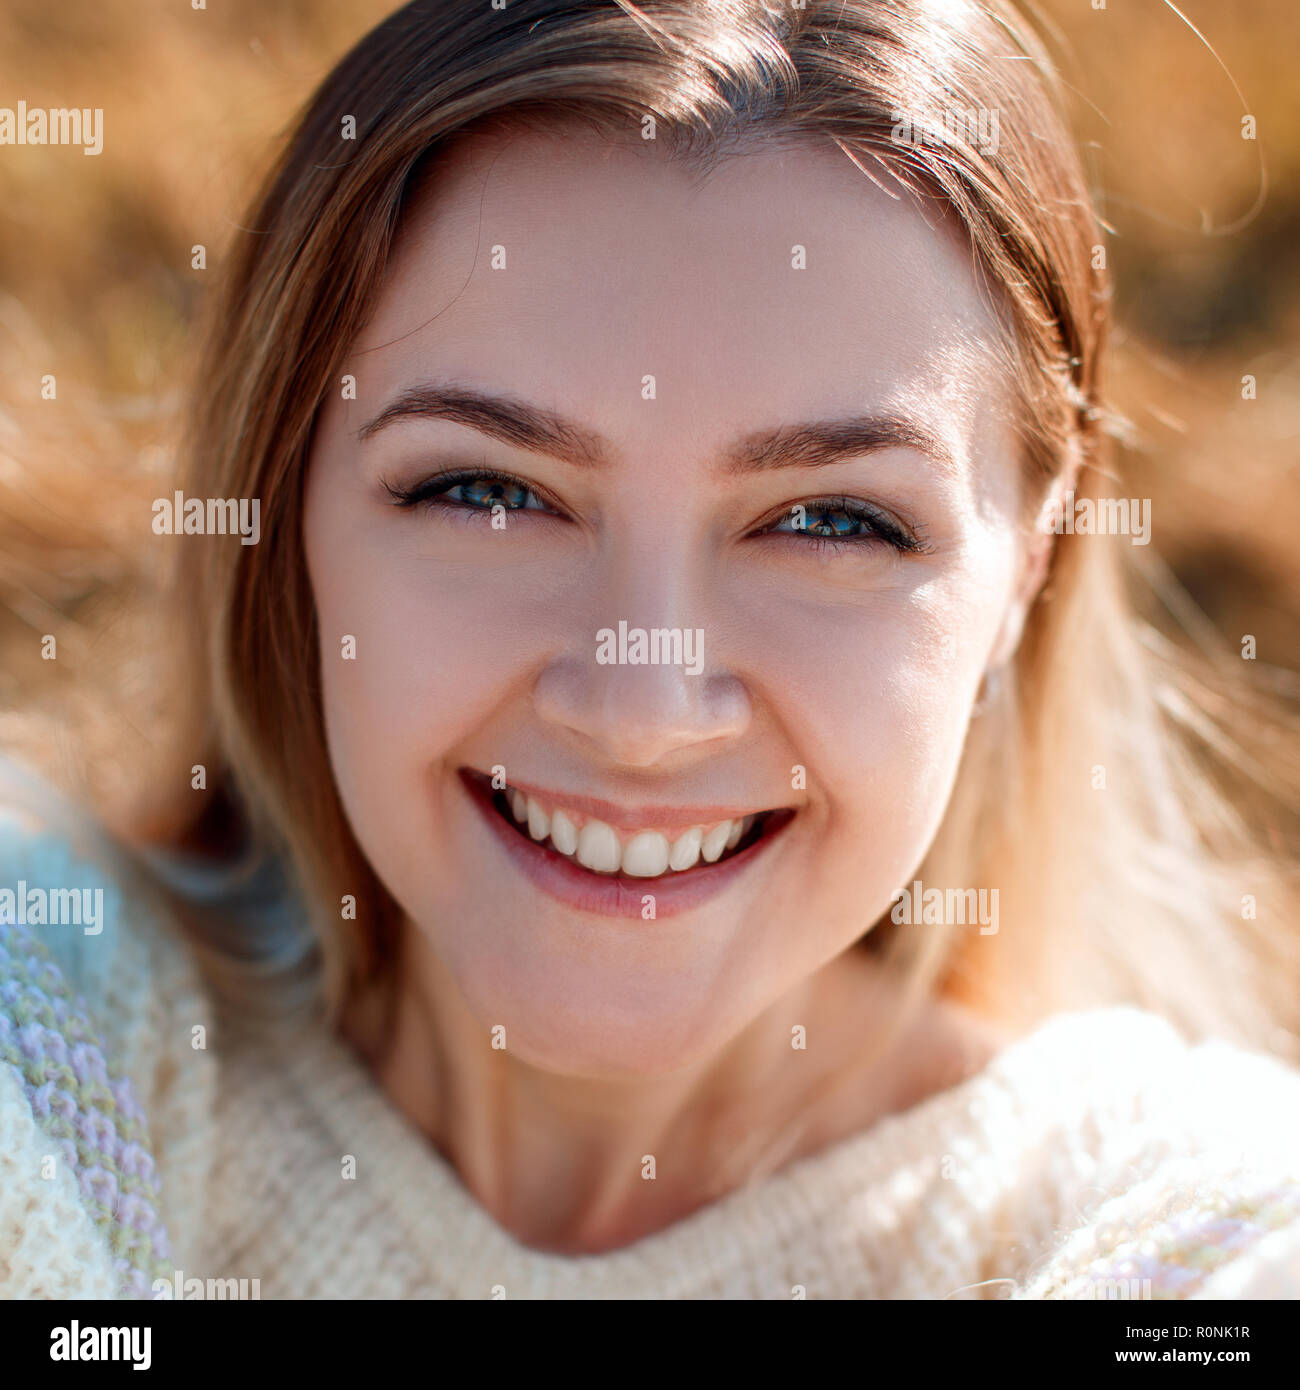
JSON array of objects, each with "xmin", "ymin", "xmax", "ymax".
[
  {"xmin": 384, "ymin": 469, "xmax": 553, "ymax": 514},
  {"xmin": 764, "ymin": 497, "xmax": 927, "ymax": 554},
  {"xmin": 443, "ymin": 476, "xmax": 542, "ymax": 510},
  {"xmin": 384, "ymin": 473, "xmax": 931, "ymax": 556}
]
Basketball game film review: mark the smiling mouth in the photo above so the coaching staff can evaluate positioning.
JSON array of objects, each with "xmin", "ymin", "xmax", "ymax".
[{"xmin": 461, "ymin": 768, "xmax": 794, "ymax": 882}]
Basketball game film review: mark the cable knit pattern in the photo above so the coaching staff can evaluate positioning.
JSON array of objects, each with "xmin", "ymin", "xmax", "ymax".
[
  {"xmin": 1024, "ymin": 1178, "xmax": 1300, "ymax": 1299},
  {"xmin": 0, "ymin": 918, "xmax": 172, "ymax": 1298},
  {"xmin": 2, "ymin": 757, "xmax": 1300, "ymax": 1300}
]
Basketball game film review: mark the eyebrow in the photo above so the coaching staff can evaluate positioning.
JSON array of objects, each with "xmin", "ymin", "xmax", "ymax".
[{"xmin": 357, "ymin": 383, "xmax": 958, "ymax": 475}]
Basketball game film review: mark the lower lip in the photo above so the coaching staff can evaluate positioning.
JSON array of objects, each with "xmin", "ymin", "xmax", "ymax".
[{"xmin": 460, "ymin": 772, "xmax": 791, "ymax": 920}]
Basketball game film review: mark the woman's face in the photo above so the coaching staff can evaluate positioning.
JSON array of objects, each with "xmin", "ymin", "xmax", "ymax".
[{"xmin": 303, "ymin": 128, "xmax": 1040, "ymax": 1077}]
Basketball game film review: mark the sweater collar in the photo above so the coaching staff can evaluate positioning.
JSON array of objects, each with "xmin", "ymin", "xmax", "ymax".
[{"xmin": 272, "ymin": 1002, "xmax": 1181, "ymax": 1297}]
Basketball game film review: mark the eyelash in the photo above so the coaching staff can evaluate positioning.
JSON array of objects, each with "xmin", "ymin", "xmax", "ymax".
[
  {"xmin": 383, "ymin": 468, "xmax": 932, "ymax": 556},
  {"xmin": 756, "ymin": 495, "xmax": 931, "ymax": 555},
  {"xmin": 383, "ymin": 467, "xmax": 560, "ymax": 516}
]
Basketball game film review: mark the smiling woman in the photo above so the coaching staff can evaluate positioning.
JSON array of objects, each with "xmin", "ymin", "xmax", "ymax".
[
  {"xmin": 301, "ymin": 125, "xmax": 1031, "ymax": 1104},
  {"xmin": 4, "ymin": 0, "xmax": 1300, "ymax": 1309}
]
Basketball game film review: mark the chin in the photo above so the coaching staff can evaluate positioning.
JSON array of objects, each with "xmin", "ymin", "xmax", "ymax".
[{"xmin": 454, "ymin": 959, "xmax": 752, "ymax": 1081}]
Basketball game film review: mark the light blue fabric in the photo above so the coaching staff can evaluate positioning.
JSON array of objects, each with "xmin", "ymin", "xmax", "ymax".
[
  {"xmin": 0, "ymin": 752, "xmax": 310, "ymax": 985},
  {"xmin": 0, "ymin": 756, "xmax": 176, "ymax": 1298},
  {"xmin": 0, "ymin": 756, "xmax": 133, "ymax": 1002}
]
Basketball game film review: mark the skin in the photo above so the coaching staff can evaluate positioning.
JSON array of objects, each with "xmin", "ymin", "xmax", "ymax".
[{"xmin": 302, "ymin": 126, "xmax": 1052, "ymax": 1254}]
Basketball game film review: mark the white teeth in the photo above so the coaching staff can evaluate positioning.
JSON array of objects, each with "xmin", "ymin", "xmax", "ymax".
[
  {"xmin": 526, "ymin": 796, "xmax": 550, "ymax": 841},
  {"xmin": 549, "ymin": 808, "xmax": 578, "ymax": 856},
  {"xmin": 498, "ymin": 784, "xmax": 766, "ymax": 879},
  {"xmin": 576, "ymin": 818, "xmax": 621, "ymax": 874},
  {"xmin": 700, "ymin": 822, "xmax": 733, "ymax": 863},
  {"xmin": 668, "ymin": 826, "xmax": 703, "ymax": 871},
  {"xmin": 621, "ymin": 831, "xmax": 671, "ymax": 878}
]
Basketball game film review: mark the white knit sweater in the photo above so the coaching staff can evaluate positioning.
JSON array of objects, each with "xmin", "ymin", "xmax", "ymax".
[{"xmin": 3, "ymin": 771, "xmax": 1300, "ymax": 1300}]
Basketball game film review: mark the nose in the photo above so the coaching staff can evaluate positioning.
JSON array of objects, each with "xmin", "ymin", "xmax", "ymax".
[
  {"xmin": 534, "ymin": 649, "xmax": 751, "ymax": 768},
  {"xmin": 532, "ymin": 541, "xmax": 752, "ymax": 768}
]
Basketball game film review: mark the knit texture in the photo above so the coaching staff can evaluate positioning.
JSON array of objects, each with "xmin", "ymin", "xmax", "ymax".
[
  {"xmin": 2, "ymin": 761, "xmax": 1299, "ymax": 1300},
  {"xmin": 0, "ymin": 917, "xmax": 171, "ymax": 1297}
]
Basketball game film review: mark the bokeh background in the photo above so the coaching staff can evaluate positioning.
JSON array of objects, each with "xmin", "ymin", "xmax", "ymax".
[{"xmin": 0, "ymin": 0, "xmax": 1296, "ymax": 767}]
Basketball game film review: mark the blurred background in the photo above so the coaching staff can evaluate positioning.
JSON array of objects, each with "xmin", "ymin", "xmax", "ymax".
[{"xmin": 0, "ymin": 0, "xmax": 1296, "ymax": 772}]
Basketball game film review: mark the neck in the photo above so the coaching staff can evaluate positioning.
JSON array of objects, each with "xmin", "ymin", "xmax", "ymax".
[{"xmin": 340, "ymin": 923, "xmax": 996, "ymax": 1254}]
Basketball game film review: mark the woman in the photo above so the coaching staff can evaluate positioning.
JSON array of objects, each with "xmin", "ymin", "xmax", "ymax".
[{"xmin": 3, "ymin": 0, "xmax": 1299, "ymax": 1300}]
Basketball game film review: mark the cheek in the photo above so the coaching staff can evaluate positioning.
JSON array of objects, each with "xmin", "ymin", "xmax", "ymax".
[
  {"xmin": 303, "ymin": 492, "xmax": 560, "ymax": 837},
  {"xmin": 737, "ymin": 549, "xmax": 1010, "ymax": 865},
  {"xmin": 843, "ymin": 571, "xmax": 1013, "ymax": 865}
]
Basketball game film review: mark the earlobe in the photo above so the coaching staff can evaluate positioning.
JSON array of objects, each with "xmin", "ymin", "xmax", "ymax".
[
  {"xmin": 987, "ymin": 452, "xmax": 1083, "ymax": 674},
  {"xmin": 983, "ymin": 602, "xmax": 1027, "ymax": 679},
  {"xmin": 984, "ymin": 524, "xmax": 1058, "ymax": 676}
]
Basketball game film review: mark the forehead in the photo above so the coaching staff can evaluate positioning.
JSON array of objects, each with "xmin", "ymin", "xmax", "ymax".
[{"xmin": 349, "ymin": 125, "xmax": 1013, "ymax": 472}]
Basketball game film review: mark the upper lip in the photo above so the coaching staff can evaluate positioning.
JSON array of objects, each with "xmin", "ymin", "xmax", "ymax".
[{"xmin": 461, "ymin": 767, "xmax": 788, "ymax": 833}]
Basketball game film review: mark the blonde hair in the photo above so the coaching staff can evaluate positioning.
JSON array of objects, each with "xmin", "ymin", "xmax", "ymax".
[{"xmin": 10, "ymin": 0, "xmax": 1300, "ymax": 1061}]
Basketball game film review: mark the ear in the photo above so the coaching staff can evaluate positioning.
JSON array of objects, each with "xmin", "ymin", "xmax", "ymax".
[
  {"xmin": 984, "ymin": 460, "xmax": 1080, "ymax": 672},
  {"xmin": 985, "ymin": 528, "xmax": 1054, "ymax": 671}
]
